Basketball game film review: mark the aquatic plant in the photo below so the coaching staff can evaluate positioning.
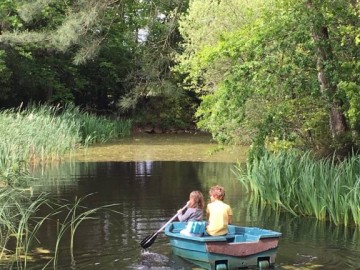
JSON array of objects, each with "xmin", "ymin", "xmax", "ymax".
[
  {"xmin": 235, "ymin": 151, "xmax": 360, "ymax": 226},
  {"xmin": 0, "ymin": 189, "xmax": 120, "ymax": 269},
  {"xmin": 53, "ymin": 194, "xmax": 120, "ymax": 268},
  {"xmin": 0, "ymin": 104, "xmax": 131, "ymax": 186},
  {"xmin": 0, "ymin": 188, "xmax": 51, "ymax": 269},
  {"xmin": 75, "ymin": 111, "xmax": 132, "ymax": 145}
]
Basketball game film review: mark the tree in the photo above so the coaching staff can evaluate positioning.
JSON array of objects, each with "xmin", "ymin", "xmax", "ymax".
[
  {"xmin": 306, "ymin": 0, "xmax": 348, "ymax": 138},
  {"xmin": 176, "ymin": 0, "xmax": 360, "ymax": 153},
  {"xmin": 0, "ymin": 0, "xmax": 197, "ymax": 127}
]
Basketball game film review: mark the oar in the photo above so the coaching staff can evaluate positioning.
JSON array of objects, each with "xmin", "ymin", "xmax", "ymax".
[{"xmin": 140, "ymin": 204, "xmax": 187, "ymax": 249}]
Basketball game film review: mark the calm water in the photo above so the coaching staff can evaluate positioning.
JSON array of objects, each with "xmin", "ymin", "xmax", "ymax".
[{"xmin": 21, "ymin": 134, "xmax": 360, "ymax": 269}]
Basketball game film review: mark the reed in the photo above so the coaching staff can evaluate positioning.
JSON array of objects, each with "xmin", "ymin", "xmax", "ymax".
[
  {"xmin": 0, "ymin": 189, "xmax": 51, "ymax": 269},
  {"xmin": 0, "ymin": 190, "xmax": 121, "ymax": 269},
  {"xmin": 235, "ymin": 151, "xmax": 360, "ymax": 226},
  {"xmin": 52, "ymin": 194, "xmax": 120, "ymax": 268},
  {"xmin": 0, "ymin": 104, "xmax": 131, "ymax": 186},
  {"xmin": 75, "ymin": 111, "xmax": 132, "ymax": 144}
]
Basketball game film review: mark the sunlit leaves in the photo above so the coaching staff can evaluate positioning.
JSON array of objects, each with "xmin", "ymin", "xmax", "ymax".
[
  {"xmin": 0, "ymin": 0, "xmax": 23, "ymax": 30},
  {"xmin": 176, "ymin": 0, "xmax": 360, "ymax": 151}
]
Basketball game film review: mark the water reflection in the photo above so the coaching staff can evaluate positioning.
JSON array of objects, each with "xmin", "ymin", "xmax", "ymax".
[{"xmin": 26, "ymin": 160, "xmax": 360, "ymax": 270}]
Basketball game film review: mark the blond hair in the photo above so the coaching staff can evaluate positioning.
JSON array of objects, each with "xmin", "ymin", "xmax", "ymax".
[{"xmin": 209, "ymin": 185, "xmax": 225, "ymax": 201}]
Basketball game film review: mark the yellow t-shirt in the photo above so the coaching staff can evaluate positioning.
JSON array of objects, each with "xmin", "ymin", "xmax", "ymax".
[{"xmin": 206, "ymin": 200, "xmax": 233, "ymax": 236}]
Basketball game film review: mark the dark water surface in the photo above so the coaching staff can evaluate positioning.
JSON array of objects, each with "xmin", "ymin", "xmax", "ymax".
[{"xmin": 26, "ymin": 134, "xmax": 360, "ymax": 270}]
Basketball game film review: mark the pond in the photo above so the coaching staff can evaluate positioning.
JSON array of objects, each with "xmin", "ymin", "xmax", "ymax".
[{"xmin": 22, "ymin": 134, "xmax": 360, "ymax": 269}]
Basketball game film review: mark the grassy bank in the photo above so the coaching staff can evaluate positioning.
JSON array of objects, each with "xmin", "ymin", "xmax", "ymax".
[
  {"xmin": 0, "ymin": 104, "xmax": 131, "ymax": 186},
  {"xmin": 235, "ymin": 151, "xmax": 360, "ymax": 226},
  {"xmin": 0, "ymin": 104, "xmax": 128, "ymax": 268}
]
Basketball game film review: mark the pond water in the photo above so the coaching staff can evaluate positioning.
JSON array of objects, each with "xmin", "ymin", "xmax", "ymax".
[{"xmin": 22, "ymin": 134, "xmax": 360, "ymax": 269}]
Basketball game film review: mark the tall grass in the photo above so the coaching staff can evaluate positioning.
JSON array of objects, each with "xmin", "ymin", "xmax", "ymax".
[
  {"xmin": 53, "ymin": 194, "xmax": 120, "ymax": 268},
  {"xmin": 0, "ymin": 189, "xmax": 120, "ymax": 269},
  {"xmin": 0, "ymin": 104, "xmax": 131, "ymax": 186},
  {"xmin": 0, "ymin": 104, "xmax": 130, "ymax": 268},
  {"xmin": 235, "ymin": 151, "xmax": 360, "ymax": 226},
  {"xmin": 73, "ymin": 110, "xmax": 132, "ymax": 145},
  {"xmin": 0, "ymin": 189, "xmax": 51, "ymax": 269}
]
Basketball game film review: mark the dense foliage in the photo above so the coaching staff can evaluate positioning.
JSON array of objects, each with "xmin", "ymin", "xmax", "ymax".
[
  {"xmin": 176, "ymin": 0, "xmax": 360, "ymax": 156},
  {"xmin": 1, "ymin": 0, "xmax": 360, "ymax": 153},
  {"xmin": 0, "ymin": 0, "xmax": 196, "ymax": 129}
]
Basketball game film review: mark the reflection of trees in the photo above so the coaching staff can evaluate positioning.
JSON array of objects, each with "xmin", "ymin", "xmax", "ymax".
[{"xmin": 29, "ymin": 161, "xmax": 80, "ymax": 196}]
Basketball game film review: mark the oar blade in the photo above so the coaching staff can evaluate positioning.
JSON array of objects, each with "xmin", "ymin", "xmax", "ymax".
[
  {"xmin": 140, "ymin": 204, "xmax": 186, "ymax": 249},
  {"xmin": 140, "ymin": 233, "xmax": 157, "ymax": 249}
]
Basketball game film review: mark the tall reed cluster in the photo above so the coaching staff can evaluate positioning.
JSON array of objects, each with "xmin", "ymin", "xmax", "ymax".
[
  {"xmin": 0, "ymin": 104, "xmax": 131, "ymax": 185},
  {"xmin": 235, "ymin": 151, "xmax": 360, "ymax": 226}
]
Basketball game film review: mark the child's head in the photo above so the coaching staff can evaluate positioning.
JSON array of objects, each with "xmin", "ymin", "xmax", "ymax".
[
  {"xmin": 209, "ymin": 185, "xmax": 225, "ymax": 201},
  {"xmin": 189, "ymin": 190, "xmax": 205, "ymax": 209}
]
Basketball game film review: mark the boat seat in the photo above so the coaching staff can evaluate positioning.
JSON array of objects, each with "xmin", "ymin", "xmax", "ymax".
[
  {"xmin": 234, "ymin": 235, "xmax": 247, "ymax": 242},
  {"xmin": 233, "ymin": 234, "xmax": 259, "ymax": 243}
]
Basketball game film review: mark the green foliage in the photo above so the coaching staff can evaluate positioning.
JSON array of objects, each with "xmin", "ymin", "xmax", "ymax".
[
  {"xmin": 176, "ymin": 0, "xmax": 360, "ymax": 155},
  {"xmin": 0, "ymin": 189, "xmax": 50, "ymax": 267},
  {"xmin": 0, "ymin": 0, "xmax": 116, "ymax": 64},
  {"xmin": 78, "ymin": 112, "xmax": 132, "ymax": 144},
  {"xmin": 0, "ymin": 50, "xmax": 12, "ymax": 99},
  {"xmin": 0, "ymin": 0, "xmax": 22, "ymax": 30},
  {"xmin": 340, "ymin": 82, "xmax": 360, "ymax": 129},
  {"xmin": 115, "ymin": 0, "xmax": 199, "ymax": 128},
  {"xmin": 132, "ymin": 94, "xmax": 197, "ymax": 129},
  {"xmin": 53, "ymin": 194, "xmax": 120, "ymax": 268},
  {"xmin": 0, "ymin": 0, "xmax": 196, "ymax": 131}
]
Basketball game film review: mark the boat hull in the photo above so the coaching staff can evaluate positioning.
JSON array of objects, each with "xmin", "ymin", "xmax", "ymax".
[{"xmin": 165, "ymin": 222, "xmax": 281, "ymax": 270}]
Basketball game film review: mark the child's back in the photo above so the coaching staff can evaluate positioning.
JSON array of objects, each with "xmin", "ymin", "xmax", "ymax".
[{"xmin": 206, "ymin": 185, "xmax": 233, "ymax": 236}]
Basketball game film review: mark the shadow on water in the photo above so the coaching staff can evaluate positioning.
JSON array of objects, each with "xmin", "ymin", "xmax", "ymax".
[{"xmin": 19, "ymin": 134, "xmax": 360, "ymax": 270}]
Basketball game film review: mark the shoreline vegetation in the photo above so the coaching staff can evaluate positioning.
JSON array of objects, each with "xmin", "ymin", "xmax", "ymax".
[
  {"xmin": 236, "ymin": 151, "xmax": 360, "ymax": 227},
  {"xmin": 0, "ymin": 104, "xmax": 131, "ymax": 187},
  {"xmin": 0, "ymin": 104, "xmax": 130, "ymax": 268}
]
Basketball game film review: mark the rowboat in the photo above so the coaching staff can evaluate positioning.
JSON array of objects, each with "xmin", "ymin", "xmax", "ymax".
[{"xmin": 164, "ymin": 222, "xmax": 282, "ymax": 270}]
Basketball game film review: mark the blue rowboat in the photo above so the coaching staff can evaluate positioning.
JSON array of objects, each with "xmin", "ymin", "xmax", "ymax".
[{"xmin": 164, "ymin": 222, "xmax": 282, "ymax": 270}]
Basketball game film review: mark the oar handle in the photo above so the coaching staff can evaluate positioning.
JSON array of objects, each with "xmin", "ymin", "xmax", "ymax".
[{"xmin": 155, "ymin": 204, "xmax": 188, "ymax": 234}]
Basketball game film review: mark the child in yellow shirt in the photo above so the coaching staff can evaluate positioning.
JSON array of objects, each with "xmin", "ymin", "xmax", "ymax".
[{"xmin": 205, "ymin": 185, "xmax": 233, "ymax": 236}]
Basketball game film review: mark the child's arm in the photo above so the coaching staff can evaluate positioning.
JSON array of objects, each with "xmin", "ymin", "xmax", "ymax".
[{"xmin": 178, "ymin": 209, "xmax": 193, "ymax": 222}]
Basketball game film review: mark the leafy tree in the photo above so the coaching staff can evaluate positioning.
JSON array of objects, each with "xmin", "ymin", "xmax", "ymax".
[
  {"xmin": 176, "ymin": 0, "xmax": 360, "ymax": 154},
  {"xmin": 0, "ymin": 0, "xmax": 197, "ymax": 128},
  {"xmin": 117, "ymin": 0, "xmax": 197, "ymax": 128}
]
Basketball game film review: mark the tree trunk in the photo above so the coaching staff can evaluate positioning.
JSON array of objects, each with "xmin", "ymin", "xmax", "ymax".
[{"xmin": 307, "ymin": 0, "xmax": 347, "ymax": 137}]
